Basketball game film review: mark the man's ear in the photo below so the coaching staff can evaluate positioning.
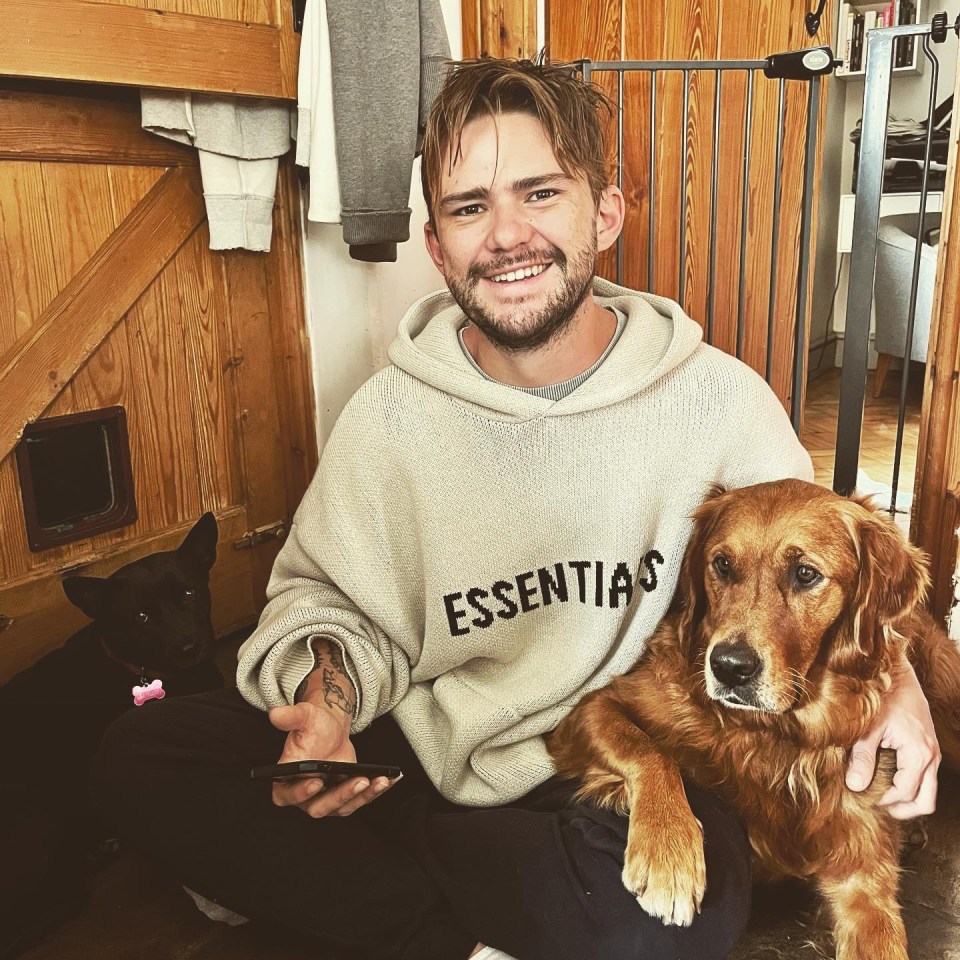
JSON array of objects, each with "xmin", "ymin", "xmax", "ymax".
[
  {"xmin": 595, "ymin": 185, "xmax": 625, "ymax": 256},
  {"xmin": 424, "ymin": 220, "xmax": 445, "ymax": 273}
]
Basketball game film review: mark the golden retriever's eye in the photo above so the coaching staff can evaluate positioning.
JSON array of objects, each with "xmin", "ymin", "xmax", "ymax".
[
  {"xmin": 795, "ymin": 564, "xmax": 822, "ymax": 588},
  {"xmin": 712, "ymin": 554, "xmax": 733, "ymax": 579}
]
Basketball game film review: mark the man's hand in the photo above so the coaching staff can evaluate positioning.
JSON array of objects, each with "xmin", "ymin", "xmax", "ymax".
[
  {"xmin": 268, "ymin": 702, "xmax": 395, "ymax": 817},
  {"xmin": 846, "ymin": 655, "xmax": 941, "ymax": 819},
  {"xmin": 267, "ymin": 638, "xmax": 398, "ymax": 818}
]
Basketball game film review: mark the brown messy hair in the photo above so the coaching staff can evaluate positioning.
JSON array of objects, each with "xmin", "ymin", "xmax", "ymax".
[{"xmin": 421, "ymin": 55, "xmax": 614, "ymax": 222}]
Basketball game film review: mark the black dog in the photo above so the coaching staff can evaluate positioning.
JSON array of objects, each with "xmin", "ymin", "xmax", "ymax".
[{"xmin": 0, "ymin": 512, "xmax": 224, "ymax": 957}]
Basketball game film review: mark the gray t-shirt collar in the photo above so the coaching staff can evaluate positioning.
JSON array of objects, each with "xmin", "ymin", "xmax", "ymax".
[{"xmin": 457, "ymin": 307, "xmax": 627, "ymax": 402}]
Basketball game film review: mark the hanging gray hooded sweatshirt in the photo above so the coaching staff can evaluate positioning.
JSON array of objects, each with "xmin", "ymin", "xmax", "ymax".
[
  {"xmin": 325, "ymin": 0, "xmax": 450, "ymax": 261},
  {"xmin": 236, "ymin": 278, "xmax": 814, "ymax": 807}
]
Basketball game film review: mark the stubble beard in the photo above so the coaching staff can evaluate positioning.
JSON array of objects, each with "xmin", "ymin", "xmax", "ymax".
[{"xmin": 446, "ymin": 238, "xmax": 598, "ymax": 354}]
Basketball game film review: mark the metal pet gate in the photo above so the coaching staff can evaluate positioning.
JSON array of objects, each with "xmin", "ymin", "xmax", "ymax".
[
  {"xmin": 836, "ymin": 12, "xmax": 958, "ymax": 512},
  {"xmin": 583, "ymin": 16, "xmax": 958, "ymax": 514},
  {"xmin": 580, "ymin": 49, "xmax": 833, "ymax": 434}
]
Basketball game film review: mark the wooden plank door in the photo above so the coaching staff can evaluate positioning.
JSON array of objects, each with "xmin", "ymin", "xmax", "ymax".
[
  {"xmin": 0, "ymin": 84, "xmax": 316, "ymax": 683},
  {"xmin": 549, "ymin": 0, "xmax": 836, "ymax": 416}
]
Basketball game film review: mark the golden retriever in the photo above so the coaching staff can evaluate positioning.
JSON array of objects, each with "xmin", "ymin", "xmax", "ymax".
[{"xmin": 547, "ymin": 479, "xmax": 960, "ymax": 960}]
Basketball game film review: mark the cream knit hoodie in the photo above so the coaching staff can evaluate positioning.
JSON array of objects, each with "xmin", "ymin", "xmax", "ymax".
[{"xmin": 237, "ymin": 278, "xmax": 813, "ymax": 806}]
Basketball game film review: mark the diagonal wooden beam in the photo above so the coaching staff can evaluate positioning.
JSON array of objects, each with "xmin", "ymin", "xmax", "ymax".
[{"xmin": 0, "ymin": 165, "xmax": 206, "ymax": 461}]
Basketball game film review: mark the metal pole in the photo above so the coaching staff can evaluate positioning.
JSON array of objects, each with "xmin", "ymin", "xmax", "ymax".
[
  {"xmin": 707, "ymin": 70, "xmax": 722, "ymax": 345},
  {"xmin": 766, "ymin": 79, "xmax": 786, "ymax": 384},
  {"xmin": 833, "ymin": 29, "xmax": 897, "ymax": 494},
  {"xmin": 890, "ymin": 35, "xmax": 940, "ymax": 513},
  {"xmin": 616, "ymin": 68, "xmax": 624, "ymax": 285},
  {"xmin": 589, "ymin": 58, "xmax": 767, "ymax": 71},
  {"xmin": 791, "ymin": 75, "xmax": 821, "ymax": 432},
  {"xmin": 649, "ymin": 71, "xmax": 657, "ymax": 292},
  {"xmin": 679, "ymin": 70, "xmax": 690, "ymax": 307},
  {"xmin": 737, "ymin": 70, "xmax": 755, "ymax": 360}
]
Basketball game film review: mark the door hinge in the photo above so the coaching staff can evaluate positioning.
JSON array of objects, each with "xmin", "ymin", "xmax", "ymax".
[{"xmin": 234, "ymin": 521, "xmax": 288, "ymax": 550}]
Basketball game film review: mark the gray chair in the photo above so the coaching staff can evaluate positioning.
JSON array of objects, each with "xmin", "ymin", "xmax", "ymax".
[{"xmin": 872, "ymin": 214, "xmax": 940, "ymax": 397}]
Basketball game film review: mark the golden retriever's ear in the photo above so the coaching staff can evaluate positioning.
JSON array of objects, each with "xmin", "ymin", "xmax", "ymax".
[
  {"xmin": 675, "ymin": 489, "xmax": 727, "ymax": 657},
  {"xmin": 842, "ymin": 500, "xmax": 930, "ymax": 660},
  {"xmin": 703, "ymin": 482, "xmax": 728, "ymax": 502}
]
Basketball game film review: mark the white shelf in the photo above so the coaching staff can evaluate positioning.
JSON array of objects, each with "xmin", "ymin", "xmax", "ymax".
[
  {"xmin": 836, "ymin": 191, "xmax": 944, "ymax": 252},
  {"xmin": 835, "ymin": 0, "xmax": 923, "ymax": 80}
]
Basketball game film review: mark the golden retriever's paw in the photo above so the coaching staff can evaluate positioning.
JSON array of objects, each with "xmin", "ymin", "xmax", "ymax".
[{"xmin": 621, "ymin": 815, "xmax": 706, "ymax": 926}]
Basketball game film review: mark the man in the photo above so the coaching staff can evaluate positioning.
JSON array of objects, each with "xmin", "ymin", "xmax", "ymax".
[{"xmin": 94, "ymin": 57, "xmax": 939, "ymax": 960}]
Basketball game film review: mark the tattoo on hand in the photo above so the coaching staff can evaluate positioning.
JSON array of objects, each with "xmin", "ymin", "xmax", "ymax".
[
  {"xmin": 322, "ymin": 666, "xmax": 353, "ymax": 714},
  {"xmin": 309, "ymin": 640, "xmax": 356, "ymax": 716},
  {"xmin": 328, "ymin": 644, "xmax": 347, "ymax": 676}
]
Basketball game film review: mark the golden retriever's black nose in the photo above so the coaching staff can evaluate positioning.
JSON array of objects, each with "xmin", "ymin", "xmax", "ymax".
[{"xmin": 710, "ymin": 641, "xmax": 761, "ymax": 688}]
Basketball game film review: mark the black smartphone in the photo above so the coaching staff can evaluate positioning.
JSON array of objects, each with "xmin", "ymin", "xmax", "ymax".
[{"xmin": 249, "ymin": 760, "xmax": 402, "ymax": 785}]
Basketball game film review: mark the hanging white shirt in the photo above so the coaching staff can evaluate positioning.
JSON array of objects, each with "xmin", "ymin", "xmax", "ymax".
[{"xmin": 294, "ymin": 0, "xmax": 342, "ymax": 224}]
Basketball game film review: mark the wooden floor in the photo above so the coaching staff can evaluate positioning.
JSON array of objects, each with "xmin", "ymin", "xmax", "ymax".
[{"xmin": 800, "ymin": 364, "xmax": 924, "ymax": 496}]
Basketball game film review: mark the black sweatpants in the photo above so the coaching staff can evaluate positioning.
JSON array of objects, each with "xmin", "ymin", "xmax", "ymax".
[{"xmin": 91, "ymin": 689, "xmax": 751, "ymax": 960}]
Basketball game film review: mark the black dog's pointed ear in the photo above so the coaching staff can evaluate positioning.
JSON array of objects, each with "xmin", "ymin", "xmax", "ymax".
[
  {"xmin": 177, "ymin": 512, "xmax": 219, "ymax": 571},
  {"xmin": 62, "ymin": 576, "xmax": 113, "ymax": 620}
]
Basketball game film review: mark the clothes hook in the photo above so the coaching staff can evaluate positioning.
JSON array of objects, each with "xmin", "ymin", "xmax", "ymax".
[{"xmin": 805, "ymin": 0, "xmax": 829, "ymax": 38}]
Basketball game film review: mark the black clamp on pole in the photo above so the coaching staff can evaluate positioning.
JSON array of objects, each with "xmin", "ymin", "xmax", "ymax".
[
  {"xmin": 931, "ymin": 12, "xmax": 948, "ymax": 42},
  {"xmin": 764, "ymin": 46, "xmax": 838, "ymax": 80}
]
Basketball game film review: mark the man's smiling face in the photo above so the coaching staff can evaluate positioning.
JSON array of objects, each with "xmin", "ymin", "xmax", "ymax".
[{"xmin": 425, "ymin": 111, "xmax": 610, "ymax": 353}]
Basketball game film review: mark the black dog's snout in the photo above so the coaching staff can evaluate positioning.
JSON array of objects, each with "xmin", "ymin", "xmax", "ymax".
[{"xmin": 710, "ymin": 641, "xmax": 762, "ymax": 688}]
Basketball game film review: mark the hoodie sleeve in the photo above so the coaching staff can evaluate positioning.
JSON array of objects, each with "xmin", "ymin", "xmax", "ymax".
[
  {"xmin": 718, "ymin": 364, "xmax": 814, "ymax": 489},
  {"xmin": 236, "ymin": 399, "xmax": 419, "ymax": 733},
  {"xmin": 325, "ymin": 0, "xmax": 419, "ymax": 249}
]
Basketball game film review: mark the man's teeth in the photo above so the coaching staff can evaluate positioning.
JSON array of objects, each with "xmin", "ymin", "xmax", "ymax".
[{"xmin": 490, "ymin": 264, "xmax": 548, "ymax": 283}]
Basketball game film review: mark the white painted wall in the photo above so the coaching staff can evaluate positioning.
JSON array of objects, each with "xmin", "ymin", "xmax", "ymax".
[
  {"xmin": 301, "ymin": 0, "xmax": 463, "ymax": 448},
  {"xmin": 825, "ymin": 0, "xmax": 960, "ymax": 365}
]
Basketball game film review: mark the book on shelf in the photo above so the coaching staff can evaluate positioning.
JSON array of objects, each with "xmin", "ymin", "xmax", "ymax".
[
  {"xmin": 837, "ymin": 0, "xmax": 919, "ymax": 74},
  {"xmin": 851, "ymin": 12, "xmax": 865, "ymax": 71},
  {"xmin": 863, "ymin": 9, "xmax": 877, "ymax": 66},
  {"xmin": 896, "ymin": 0, "xmax": 916, "ymax": 67},
  {"xmin": 844, "ymin": 9, "xmax": 856, "ymax": 69}
]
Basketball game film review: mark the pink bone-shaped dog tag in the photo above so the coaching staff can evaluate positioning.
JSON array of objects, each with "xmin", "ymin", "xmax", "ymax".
[{"xmin": 132, "ymin": 678, "xmax": 166, "ymax": 706}]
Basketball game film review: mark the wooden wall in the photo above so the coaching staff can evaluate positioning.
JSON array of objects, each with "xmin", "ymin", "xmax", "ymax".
[
  {"xmin": 462, "ymin": 0, "xmax": 538, "ymax": 59},
  {"xmin": 102, "ymin": 0, "xmax": 276, "ymax": 22},
  {"xmin": 0, "ymin": 86, "xmax": 316, "ymax": 681}
]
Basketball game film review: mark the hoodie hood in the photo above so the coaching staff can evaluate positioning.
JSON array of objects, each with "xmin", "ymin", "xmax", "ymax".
[{"xmin": 387, "ymin": 277, "xmax": 703, "ymax": 421}]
